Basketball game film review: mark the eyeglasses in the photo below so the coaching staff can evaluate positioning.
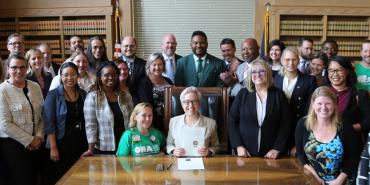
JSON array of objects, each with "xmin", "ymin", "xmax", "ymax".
[
  {"xmin": 102, "ymin": 73, "xmax": 118, "ymax": 78},
  {"xmin": 182, "ymin": 100, "xmax": 199, "ymax": 105},
  {"xmin": 7, "ymin": 41, "xmax": 24, "ymax": 46},
  {"xmin": 328, "ymin": 68, "xmax": 344, "ymax": 75},
  {"xmin": 251, "ymin": 70, "xmax": 266, "ymax": 75},
  {"xmin": 61, "ymin": 73, "xmax": 78, "ymax": 78},
  {"xmin": 9, "ymin": 65, "xmax": 27, "ymax": 71}
]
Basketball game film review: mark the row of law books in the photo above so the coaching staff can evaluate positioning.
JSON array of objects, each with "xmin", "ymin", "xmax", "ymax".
[
  {"xmin": 19, "ymin": 20, "xmax": 60, "ymax": 33},
  {"xmin": 24, "ymin": 40, "xmax": 61, "ymax": 54},
  {"xmin": 0, "ymin": 22, "xmax": 16, "ymax": 36},
  {"xmin": 52, "ymin": 57, "xmax": 63, "ymax": 64},
  {"xmin": 64, "ymin": 39, "xmax": 107, "ymax": 54},
  {"xmin": 280, "ymin": 20, "xmax": 323, "ymax": 36},
  {"xmin": 282, "ymin": 40, "xmax": 321, "ymax": 51},
  {"xmin": 63, "ymin": 19, "xmax": 106, "ymax": 35},
  {"xmin": 337, "ymin": 41, "xmax": 362, "ymax": 57},
  {"xmin": 327, "ymin": 21, "xmax": 369, "ymax": 37}
]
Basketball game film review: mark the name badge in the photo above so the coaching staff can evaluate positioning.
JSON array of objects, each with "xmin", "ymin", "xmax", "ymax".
[
  {"xmin": 150, "ymin": 135, "xmax": 156, "ymax": 143},
  {"xmin": 132, "ymin": 135, "xmax": 141, "ymax": 142}
]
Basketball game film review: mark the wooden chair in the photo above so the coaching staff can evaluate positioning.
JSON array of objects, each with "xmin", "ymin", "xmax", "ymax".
[{"xmin": 163, "ymin": 86, "xmax": 229, "ymax": 153}]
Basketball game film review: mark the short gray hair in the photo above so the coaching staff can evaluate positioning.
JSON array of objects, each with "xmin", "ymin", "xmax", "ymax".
[
  {"xmin": 179, "ymin": 86, "xmax": 202, "ymax": 102},
  {"xmin": 145, "ymin": 52, "xmax": 166, "ymax": 76}
]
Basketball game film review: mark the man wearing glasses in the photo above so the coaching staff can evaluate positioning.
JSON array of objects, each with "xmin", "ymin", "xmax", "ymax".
[{"xmin": 2, "ymin": 33, "xmax": 26, "ymax": 78}]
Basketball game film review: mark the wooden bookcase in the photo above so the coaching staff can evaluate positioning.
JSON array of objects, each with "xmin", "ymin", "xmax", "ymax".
[
  {"xmin": 268, "ymin": 0, "xmax": 370, "ymax": 60},
  {"xmin": 0, "ymin": 4, "xmax": 113, "ymax": 64}
]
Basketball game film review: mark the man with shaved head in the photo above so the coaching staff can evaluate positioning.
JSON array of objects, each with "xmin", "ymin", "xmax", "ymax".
[
  {"xmin": 230, "ymin": 38, "xmax": 260, "ymax": 96},
  {"xmin": 121, "ymin": 35, "xmax": 146, "ymax": 101},
  {"xmin": 161, "ymin": 33, "xmax": 182, "ymax": 83}
]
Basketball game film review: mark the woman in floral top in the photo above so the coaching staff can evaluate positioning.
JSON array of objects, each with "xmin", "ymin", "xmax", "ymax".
[{"xmin": 295, "ymin": 86, "xmax": 360, "ymax": 184}]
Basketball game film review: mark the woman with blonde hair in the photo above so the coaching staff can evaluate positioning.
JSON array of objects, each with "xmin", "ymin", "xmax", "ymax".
[
  {"xmin": 295, "ymin": 86, "xmax": 360, "ymax": 184},
  {"xmin": 25, "ymin": 48, "xmax": 53, "ymax": 98},
  {"xmin": 274, "ymin": 46, "xmax": 316, "ymax": 155},
  {"xmin": 228, "ymin": 60, "xmax": 291, "ymax": 158},
  {"xmin": 136, "ymin": 52, "xmax": 173, "ymax": 133},
  {"xmin": 116, "ymin": 103, "xmax": 165, "ymax": 156}
]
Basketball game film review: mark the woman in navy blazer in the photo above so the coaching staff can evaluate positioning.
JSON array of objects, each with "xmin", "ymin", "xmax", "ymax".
[
  {"xmin": 228, "ymin": 60, "xmax": 291, "ymax": 158},
  {"xmin": 43, "ymin": 62, "xmax": 87, "ymax": 184},
  {"xmin": 273, "ymin": 47, "xmax": 316, "ymax": 155}
]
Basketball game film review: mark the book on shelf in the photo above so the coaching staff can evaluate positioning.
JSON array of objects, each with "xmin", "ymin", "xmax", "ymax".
[
  {"xmin": 63, "ymin": 19, "xmax": 106, "ymax": 35},
  {"xmin": 25, "ymin": 40, "xmax": 61, "ymax": 54},
  {"xmin": 19, "ymin": 20, "xmax": 60, "ymax": 33}
]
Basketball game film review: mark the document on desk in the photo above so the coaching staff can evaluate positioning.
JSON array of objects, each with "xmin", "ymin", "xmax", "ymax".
[
  {"xmin": 177, "ymin": 158, "xmax": 205, "ymax": 170},
  {"xmin": 179, "ymin": 127, "xmax": 205, "ymax": 156}
]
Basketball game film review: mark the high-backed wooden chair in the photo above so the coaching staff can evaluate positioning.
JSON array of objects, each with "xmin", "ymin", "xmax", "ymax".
[{"xmin": 163, "ymin": 86, "xmax": 229, "ymax": 153}]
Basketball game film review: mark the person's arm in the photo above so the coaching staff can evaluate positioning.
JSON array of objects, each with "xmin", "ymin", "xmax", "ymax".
[
  {"xmin": 166, "ymin": 118, "xmax": 177, "ymax": 154},
  {"xmin": 228, "ymin": 89, "xmax": 244, "ymax": 151},
  {"xmin": 325, "ymin": 172, "xmax": 348, "ymax": 185},
  {"xmin": 340, "ymin": 122, "xmax": 361, "ymax": 179},
  {"xmin": 295, "ymin": 119, "xmax": 308, "ymax": 165},
  {"xmin": 304, "ymin": 164, "xmax": 325, "ymax": 184},
  {"xmin": 356, "ymin": 133, "xmax": 370, "ymax": 185},
  {"xmin": 116, "ymin": 130, "xmax": 131, "ymax": 156},
  {"xmin": 83, "ymin": 92, "xmax": 98, "ymax": 156},
  {"xmin": 358, "ymin": 90, "xmax": 370, "ymax": 132},
  {"xmin": 33, "ymin": 84, "xmax": 44, "ymax": 140},
  {"xmin": 207, "ymin": 120, "xmax": 221, "ymax": 155},
  {"xmin": 272, "ymin": 90, "xmax": 292, "ymax": 155},
  {"xmin": 48, "ymin": 133, "xmax": 59, "ymax": 161}
]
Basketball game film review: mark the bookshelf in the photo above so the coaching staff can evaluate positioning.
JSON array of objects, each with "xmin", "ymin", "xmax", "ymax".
[
  {"xmin": 268, "ymin": 0, "xmax": 370, "ymax": 60},
  {"xmin": 0, "ymin": 5, "xmax": 113, "ymax": 64}
]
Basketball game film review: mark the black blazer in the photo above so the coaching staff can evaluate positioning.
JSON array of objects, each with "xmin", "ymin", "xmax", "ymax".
[
  {"xmin": 51, "ymin": 62, "xmax": 60, "ymax": 75},
  {"xmin": 295, "ymin": 118, "xmax": 360, "ymax": 177},
  {"xmin": 228, "ymin": 87, "xmax": 292, "ymax": 156},
  {"xmin": 341, "ymin": 87, "xmax": 370, "ymax": 132},
  {"xmin": 127, "ymin": 56, "xmax": 146, "ymax": 100},
  {"xmin": 27, "ymin": 72, "xmax": 53, "ymax": 98},
  {"xmin": 136, "ymin": 76, "xmax": 173, "ymax": 132}
]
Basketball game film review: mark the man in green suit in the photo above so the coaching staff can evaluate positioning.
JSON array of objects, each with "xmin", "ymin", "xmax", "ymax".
[{"xmin": 175, "ymin": 30, "xmax": 225, "ymax": 87}]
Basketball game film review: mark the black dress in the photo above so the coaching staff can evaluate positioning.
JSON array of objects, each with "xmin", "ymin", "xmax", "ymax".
[{"xmin": 52, "ymin": 96, "xmax": 87, "ymax": 182}]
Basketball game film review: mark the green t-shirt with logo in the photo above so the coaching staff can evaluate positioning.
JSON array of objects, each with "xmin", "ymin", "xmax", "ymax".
[
  {"xmin": 116, "ymin": 127, "xmax": 165, "ymax": 156},
  {"xmin": 356, "ymin": 63, "xmax": 370, "ymax": 91}
]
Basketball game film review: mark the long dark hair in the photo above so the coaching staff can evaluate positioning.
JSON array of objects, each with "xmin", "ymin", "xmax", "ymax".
[
  {"xmin": 86, "ymin": 36, "xmax": 108, "ymax": 70},
  {"xmin": 89, "ymin": 62, "xmax": 120, "ymax": 93},
  {"xmin": 326, "ymin": 56, "xmax": 357, "ymax": 88}
]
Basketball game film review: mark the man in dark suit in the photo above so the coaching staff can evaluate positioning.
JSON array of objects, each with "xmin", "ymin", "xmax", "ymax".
[
  {"xmin": 175, "ymin": 30, "xmax": 225, "ymax": 87},
  {"xmin": 161, "ymin": 33, "xmax": 182, "ymax": 83},
  {"xmin": 298, "ymin": 37, "xmax": 314, "ymax": 74},
  {"xmin": 219, "ymin": 38, "xmax": 244, "ymax": 87},
  {"xmin": 121, "ymin": 35, "xmax": 146, "ymax": 102}
]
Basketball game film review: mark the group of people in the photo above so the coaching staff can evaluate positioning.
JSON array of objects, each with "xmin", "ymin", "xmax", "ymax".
[{"xmin": 0, "ymin": 30, "xmax": 369, "ymax": 185}]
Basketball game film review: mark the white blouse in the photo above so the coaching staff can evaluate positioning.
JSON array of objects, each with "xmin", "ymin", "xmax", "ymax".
[{"xmin": 282, "ymin": 76, "xmax": 298, "ymax": 101}]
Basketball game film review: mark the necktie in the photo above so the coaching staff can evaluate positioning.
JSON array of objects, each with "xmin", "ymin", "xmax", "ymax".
[
  {"xmin": 166, "ymin": 58, "xmax": 174, "ymax": 82},
  {"xmin": 226, "ymin": 62, "xmax": 231, "ymax": 71},
  {"xmin": 197, "ymin": 59, "xmax": 203, "ymax": 80},
  {"xmin": 127, "ymin": 61, "xmax": 133, "ymax": 75},
  {"xmin": 300, "ymin": 60, "xmax": 307, "ymax": 73},
  {"xmin": 197, "ymin": 59, "xmax": 203, "ymax": 73}
]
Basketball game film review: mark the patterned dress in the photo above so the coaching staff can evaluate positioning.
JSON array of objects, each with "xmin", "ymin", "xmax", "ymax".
[{"xmin": 304, "ymin": 132, "xmax": 344, "ymax": 181}]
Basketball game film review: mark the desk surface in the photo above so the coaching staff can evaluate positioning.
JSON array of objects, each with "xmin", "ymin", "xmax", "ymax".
[{"xmin": 57, "ymin": 156, "xmax": 320, "ymax": 185}]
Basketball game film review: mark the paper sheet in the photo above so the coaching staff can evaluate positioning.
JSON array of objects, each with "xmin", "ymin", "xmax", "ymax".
[
  {"xmin": 177, "ymin": 158, "xmax": 205, "ymax": 170},
  {"xmin": 179, "ymin": 127, "xmax": 205, "ymax": 156}
]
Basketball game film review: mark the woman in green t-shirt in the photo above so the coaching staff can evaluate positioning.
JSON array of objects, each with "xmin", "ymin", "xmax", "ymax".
[{"xmin": 116, "ymin": 102, "xmax": 166, "ymax": 156}]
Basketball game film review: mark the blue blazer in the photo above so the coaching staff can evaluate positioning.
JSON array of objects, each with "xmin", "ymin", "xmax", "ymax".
[
  {"xmin": 43, "ymin": 84, "xmax": 86, "ymax": 148},
  {"xmin": 274, "ymin": 72, "xmax": 316, "ymax": 148}
]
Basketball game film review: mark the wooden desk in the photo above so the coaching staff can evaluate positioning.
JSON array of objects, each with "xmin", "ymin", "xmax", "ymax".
[{"xmin": 57, "ymin": 156, "xmax": 320, "ymax": 185}]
